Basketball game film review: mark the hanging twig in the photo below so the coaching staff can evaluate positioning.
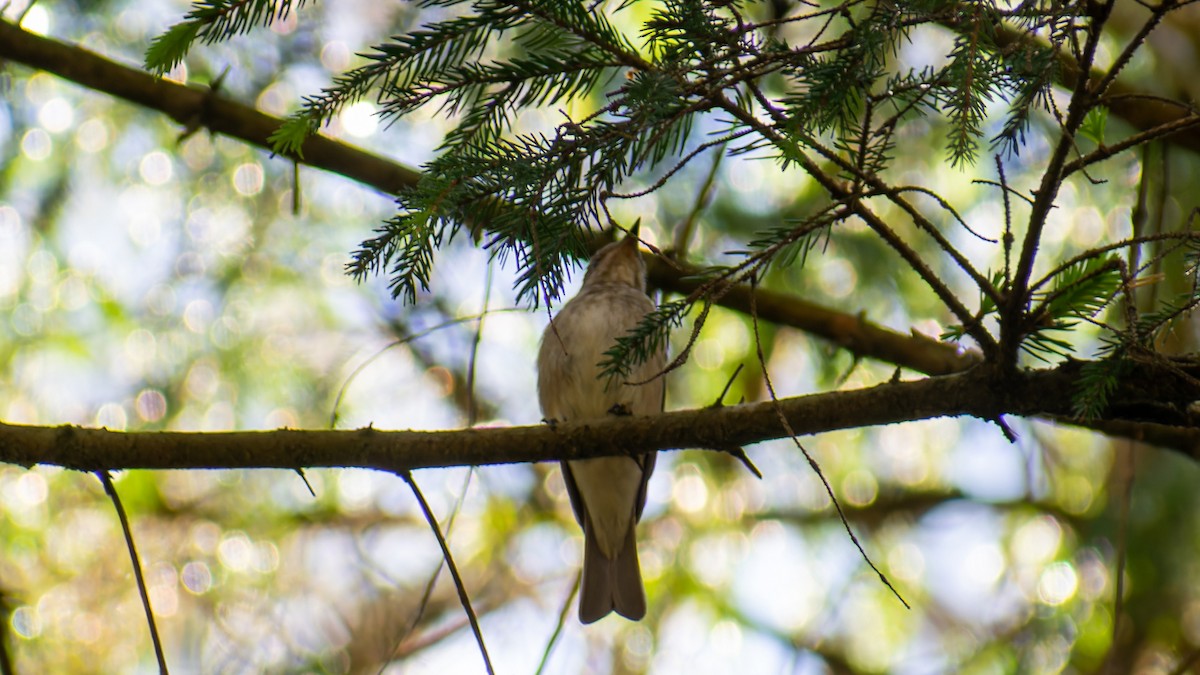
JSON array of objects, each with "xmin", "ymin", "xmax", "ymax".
[
  {"xmin": 466, "ymin": 263, "xmax": 495, "ymax": 428},
  {"xmin": 534, "ymin": 571, "xmax": 580, "ymax": 675},
  {"xmin": 329, "ymin": 308, "xmax": 524, "ymax": 428},
  {"xmin": 378, "ymin": 468, "xmax": 475, "ymax": 675},
  {"xmin": 747, "ymin": 276, "xmax": 909, "ymax": 609},
  {"xmin": 97, "ymin": 470, "xmax": 169, "ymax": 674},
  {"xmin": 1101, "ymin": 440, "xmax": 1136, "ymax": 675},
  {"xmin": 398, "ymin": 470, "xmax": 494, "ymax": 675}
]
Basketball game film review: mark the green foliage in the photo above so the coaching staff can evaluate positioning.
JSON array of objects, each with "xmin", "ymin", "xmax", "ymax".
[
  {"xmin": 149, "ymin": 0, "xmax": 1105, "ymax": 307},
  {"xmin": 941, "ymin": 4, "xmax": 1004, "ymax": 166},
  {"xmin": 780, "ymin": 3, "xmax": 907, "ymax": 134},
  {"xmin": 990, "ymin": 1, "xmax": 1077, "ymax": 156},
  {"xmin": 1023, "ymin": 256, "xmax": 1122, "ymax": 362},
  {"xmin": 346, "ymin": 211, "xmax": 444, "ymax": 304},
  {"xmin": 144, "ymin": 0, "xmax": 309, "ymax": 74},
  {"xmin": 991, "ymin": 43, "xmax": 1059, "ymax": 156},
  {"xmin": 744, "ymin": 217, "xmax": 834, "ymax": 274},
  {"xmin": 1039, "ymin": 256, "xmax": 1122, "ymax": 323},
  {"xmin": 599, "ymin": 299, "xmax": 692, "ymax": 381},
  {"xmin": 272, "ymin": 2, "xmax": 634, "ymax": 156},
  {"xmin": 1079, "ymin": 106, "xmax": 1109, "ymax": 146},
  {"xmin": 1069, "ymin": 241, "xmax": 1199, "ymax": 416},
  {"xmin": 1133, "ymin": 239, "xmax": 1200, "ymax": 343},
  {"xmin": 1072, "ymin": 347, "xmax": 1128, "ymax": 419},
  {"xmin": 143, "ymin": 21, "xmax": 202, "ymax": 74}
]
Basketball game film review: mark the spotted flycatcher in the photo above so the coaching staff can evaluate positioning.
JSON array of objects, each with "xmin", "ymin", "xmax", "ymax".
[{"xmin": 537, "ymin": 227, "xmax": 665, "ymax": 623}]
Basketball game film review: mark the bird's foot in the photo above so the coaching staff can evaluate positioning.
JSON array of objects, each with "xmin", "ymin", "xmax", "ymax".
[{"xmin": 607, "ymin": 403, "xmax": 632, "ymax": 417}]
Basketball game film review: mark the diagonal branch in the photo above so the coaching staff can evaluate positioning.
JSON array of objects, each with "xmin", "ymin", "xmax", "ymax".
[
  {"xmin": 398, "ymin": 471, "xmax": 494, "ymax": 675},
  {"xmin": 0, "ymin": 19, "xmax": 420, "ymax": 192},
  {"xmin": 2, "ymin": 16, "xmax": 1197, "ymax": 375},
  {"xmin": 1062, "ymin": 113, "xmax": 1200, "ymax": 177},
  {"xmin": 0, "ymin": 18, "xmax": 979, "ymax": 377}
]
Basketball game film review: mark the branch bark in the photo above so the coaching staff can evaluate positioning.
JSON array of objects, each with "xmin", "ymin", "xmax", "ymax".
[{"xmin": 2, "ymin": 360, "xmax": 1197, "ymax": 472}]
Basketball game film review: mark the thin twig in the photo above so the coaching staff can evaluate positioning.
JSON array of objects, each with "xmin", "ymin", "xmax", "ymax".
[
  {"xmin": 972, "ymin": 179, "xmax": 1036, "ymax": 208},
  {"xmin": 1091, "ymin": 0, "xmax": 1178, "ymax": 101},
  {"xmin": 534, "ymin": 571, "xmax": 580, "ymax": 675},
  {"xmin": 466, "ymin": 264, "xmax": 495, "ymax": 427},
  {"xmin": 1101, "ymin": 440, "xmax": 1136, "ymax": 675},
  {"xmin": 747, "ymin": 277, "xmax": 909, "ymax": 609},
  {"xmin": 727, "ymin": 447, "xmax": 763, "ymax": 479},
  {"xmin": 1027, "ymin": 232, "xmax": 1200, "ymax": 296},
  {"xmin": 606, "ymin": 131, "xmax": 747, "ymax": 201},
  {"xmin": 1062, "ymin": 114, "xmax": 1200, "ymax": 177},
  {"xmin": 97, "ymin": 471, "xmax": 169, "ymax": 674},
  {"xmin": 329, "ymin": 308, "xmax": 523, "ymax": 428},
  {"xmin": 378, "ymin": 467, "xmax": 475, "ymax": 675},
  {"xmin": 893, "ymin": 185, "xmax": 996, "ymax": 243},
  {"xmin": 672, "ymin": 142, "xmax": 727, "ymax": 257},
  {"xmin": 16, "ymin": 0, "xmax": 38, "ymax": 23},
  {"xmin": 294, "ymin": 469, "xmax": 316, "ymax": 497},
  {"xmin": 713, "ymin": 363, "xmax": 745, "ymax": 408},
  {"xmin": 995, "ymin": 156, "xmax": 1014, "ymax": 284},
  {"xmin": 399, "ymin": 470, "xmax": 494, "ymax": 675},
  {"xmin": 709, "ymin": 364, "xmax": 763, "ymax": 477}
]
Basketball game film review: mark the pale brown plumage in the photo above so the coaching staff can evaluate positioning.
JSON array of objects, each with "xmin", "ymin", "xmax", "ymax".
[{"xmin": 536, "ymin": 230, "xmax": 665, "ymax": 623}]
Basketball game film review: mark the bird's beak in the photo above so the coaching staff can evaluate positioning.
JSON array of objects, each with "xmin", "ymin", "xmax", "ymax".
[{"xmin": 622, "ymin": 220, "xmax": 641, "ymax": 249}]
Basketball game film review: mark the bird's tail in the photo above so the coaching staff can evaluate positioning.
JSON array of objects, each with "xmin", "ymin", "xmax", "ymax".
[{"xmin": 578, "ymin": 517, "xmax": 646, "ymax": 624}]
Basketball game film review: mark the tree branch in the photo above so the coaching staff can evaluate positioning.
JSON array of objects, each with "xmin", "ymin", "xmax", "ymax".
[
  {"xmin": 984, "ymin": 9, "xmax": 1200, "ymax": 155},
  {"xmin": 3, "ymin": 359, "xmax": 1198, "ymax": 471},
  {"xmin": 0, "ymin": 19, "xmax": 420, "ymax": 193},
  {"xmin": 645, "ymin": 258, "xmax": 980, "ymax": 376},
  {"xmin": 0, "ymin": 17, "xmax": 983, "ymax": 377}
]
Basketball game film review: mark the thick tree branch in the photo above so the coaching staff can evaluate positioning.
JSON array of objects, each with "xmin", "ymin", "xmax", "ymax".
[
  {"xmin": 0, "ymin": 19, "xmax": 420, "ymax": 192},
  {"xmin": 2, "ymin": 360, "xmax": 1198, "ymax": 472}
]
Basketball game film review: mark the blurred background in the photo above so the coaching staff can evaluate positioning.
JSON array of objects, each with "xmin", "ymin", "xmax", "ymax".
[{"xmin": 2, "ymin": 1, "xmax": 1200, "ymax": 673}]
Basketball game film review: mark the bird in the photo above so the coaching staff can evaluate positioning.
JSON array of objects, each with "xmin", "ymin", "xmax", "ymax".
[{"xmin": 536, "ymin": 226, "xmax": 665, "ymax": 623}]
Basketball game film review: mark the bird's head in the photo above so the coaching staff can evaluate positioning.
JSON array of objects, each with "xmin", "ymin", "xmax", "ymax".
[{"xmin": 581, "ymin": 224, "xmax": 646, "ymax": 292}]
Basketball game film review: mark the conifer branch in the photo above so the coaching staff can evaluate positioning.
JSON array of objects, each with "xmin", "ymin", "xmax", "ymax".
[
  {"xmin": 1003, "ymin": 0, "xmax": 1120, "ymax": 367},
  {"xmin": 715, "ymin": 96, "xmax": 998, "ymax": 356},
  {"xmin": 0, "ymin": 12, "xmax": 982, "ymax": 375},
  {"xmin": 4, "ymin": 6, "xmax": 1195, "ymax": 379}
]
